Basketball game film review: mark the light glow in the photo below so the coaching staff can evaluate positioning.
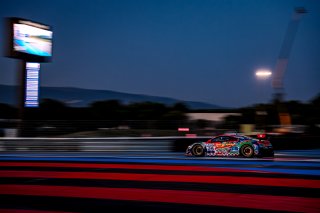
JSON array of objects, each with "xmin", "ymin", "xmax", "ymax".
[{"xmin": 255, "ymin": 69, "xmax": 272, "ymax": 78}]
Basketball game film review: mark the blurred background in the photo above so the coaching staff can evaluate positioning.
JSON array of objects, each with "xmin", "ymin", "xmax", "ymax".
[{"xmin": 0, "ymin": 0, "xmax": 319, "ymax": 148}]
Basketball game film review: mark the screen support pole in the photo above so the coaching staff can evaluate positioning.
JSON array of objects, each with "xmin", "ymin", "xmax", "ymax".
[{"xmin": 17, "ymin": 60, "xmax": 26, "ymax": 137}]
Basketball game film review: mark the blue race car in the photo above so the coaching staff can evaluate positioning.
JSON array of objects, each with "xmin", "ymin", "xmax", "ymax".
[{"xmin": 185, "ymin": 133, "xmax": 274, "ymax": 158}]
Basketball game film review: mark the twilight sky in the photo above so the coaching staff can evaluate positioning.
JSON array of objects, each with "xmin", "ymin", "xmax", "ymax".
[{"xmin": 0, "ymin": 0, "xmax": 319, "ymax": 108}]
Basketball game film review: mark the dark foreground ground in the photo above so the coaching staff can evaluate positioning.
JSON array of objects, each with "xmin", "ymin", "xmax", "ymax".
[{"xmin": 0, "ymin": 149, "xmax": 319, "ymax": 213}]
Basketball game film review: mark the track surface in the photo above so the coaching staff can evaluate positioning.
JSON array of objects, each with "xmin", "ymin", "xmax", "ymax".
[{"xmin": 0, "ymin": 149, "xmax": 319, "ymax": 213}]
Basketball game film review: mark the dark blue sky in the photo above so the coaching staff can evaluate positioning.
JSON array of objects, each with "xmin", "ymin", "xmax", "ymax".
[{"xmin": 1, "ymin": 0, "xmax": 319, "ymax": 108}]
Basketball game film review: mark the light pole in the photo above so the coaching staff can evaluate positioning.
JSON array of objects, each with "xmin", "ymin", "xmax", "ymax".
[{"xmin": 255, "ymin": 69, "xmax": 272, "ymax": 131}]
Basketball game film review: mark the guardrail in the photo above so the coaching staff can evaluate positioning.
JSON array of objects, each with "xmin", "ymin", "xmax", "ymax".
[{"xmin": 0, "ymin": 136, "xmax": 202, "ymax": 152}]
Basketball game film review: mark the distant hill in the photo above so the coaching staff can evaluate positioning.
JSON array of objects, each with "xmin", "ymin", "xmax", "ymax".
[{"xmin": 0, "ymin": 84, "xmax": 224, "ymax": 109}]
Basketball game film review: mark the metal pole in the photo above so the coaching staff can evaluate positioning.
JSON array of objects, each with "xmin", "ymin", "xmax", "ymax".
[{"xmin": 17, "ymin": 60, "xmax": 26, "ymax": 137}]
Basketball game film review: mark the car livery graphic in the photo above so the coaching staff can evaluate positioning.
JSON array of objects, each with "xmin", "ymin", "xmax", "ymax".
[{"xmin": 185, "ymin": 133, "xmax": 274, "ymax": 158}]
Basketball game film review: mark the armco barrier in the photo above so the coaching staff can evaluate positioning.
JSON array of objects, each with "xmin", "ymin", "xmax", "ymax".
[{"xmin": 0, "ymin": 137, "xmax": 179, "ymax": 152}]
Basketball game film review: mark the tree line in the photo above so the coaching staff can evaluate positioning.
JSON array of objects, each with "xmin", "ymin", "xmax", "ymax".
[
  {"xmin": 0, "ymin": 94, "xmax": 319, "ymax": 136},
  {"xmin": 0, "ymin": 99, "xmax": 191, "ymax": 136}
]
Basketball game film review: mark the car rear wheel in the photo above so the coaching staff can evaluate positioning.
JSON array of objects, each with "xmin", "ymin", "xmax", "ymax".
[
  {"xmin": 191, "ymin": 144, "xmax": 204, "ymax": 157},
  {"xmin": 240, "ymin": 145, "xmax": 254, "ymax": 158}
]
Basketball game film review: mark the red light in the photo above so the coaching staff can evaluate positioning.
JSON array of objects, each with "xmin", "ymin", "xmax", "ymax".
[
  {"xmin": 257, "ymin": 134, "xmax": 266, "ymax": 138},
  {"xmin": 178, "ymin": 128, "xmax": 189, "ymax": 132}
]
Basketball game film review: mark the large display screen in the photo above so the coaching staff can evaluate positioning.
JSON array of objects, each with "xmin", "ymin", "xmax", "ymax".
[
  {"xmin": 14, "ymin": 23, "xmax": 52, "ymax": 57},
  {"xmin": 5, "ymin": 18, "xmax": 53, "ymax": 62}
]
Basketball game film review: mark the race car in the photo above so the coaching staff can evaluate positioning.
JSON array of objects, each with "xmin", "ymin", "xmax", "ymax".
[{"xmin": 185, "ymin": 133, "xmax": 274, "ymax": 158}]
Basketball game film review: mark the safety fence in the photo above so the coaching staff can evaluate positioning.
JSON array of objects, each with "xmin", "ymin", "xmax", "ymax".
[{"xmin": 0, "ymin": 137, "xmax": 211, "ymax": 153}]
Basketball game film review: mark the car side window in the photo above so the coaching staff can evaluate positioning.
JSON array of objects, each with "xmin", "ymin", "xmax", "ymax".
[
  {"xmin": 212, "ymin": 136, "xmax": 224, "ymax": 142},
  {"xmin": 221, "ymin": 136, "xmax": 227, "ymax": 141},
  {"xmin": 212, "ymin": 136, "xmax": 238, "ymax": 142},
  {"xmin": 222, "ymin": 136, "xmax": 229, "ymax": 141}
]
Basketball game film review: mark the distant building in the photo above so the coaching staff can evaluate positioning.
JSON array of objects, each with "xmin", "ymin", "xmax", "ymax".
[{"xmin": 187, "ymin": 112, "xmax": 241, "ymax": 123}]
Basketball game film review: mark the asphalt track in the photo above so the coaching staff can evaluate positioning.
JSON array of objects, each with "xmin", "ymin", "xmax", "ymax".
[{"xmin": 0, "ymin": 149, "xmax": 319, "ymax": 213}]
